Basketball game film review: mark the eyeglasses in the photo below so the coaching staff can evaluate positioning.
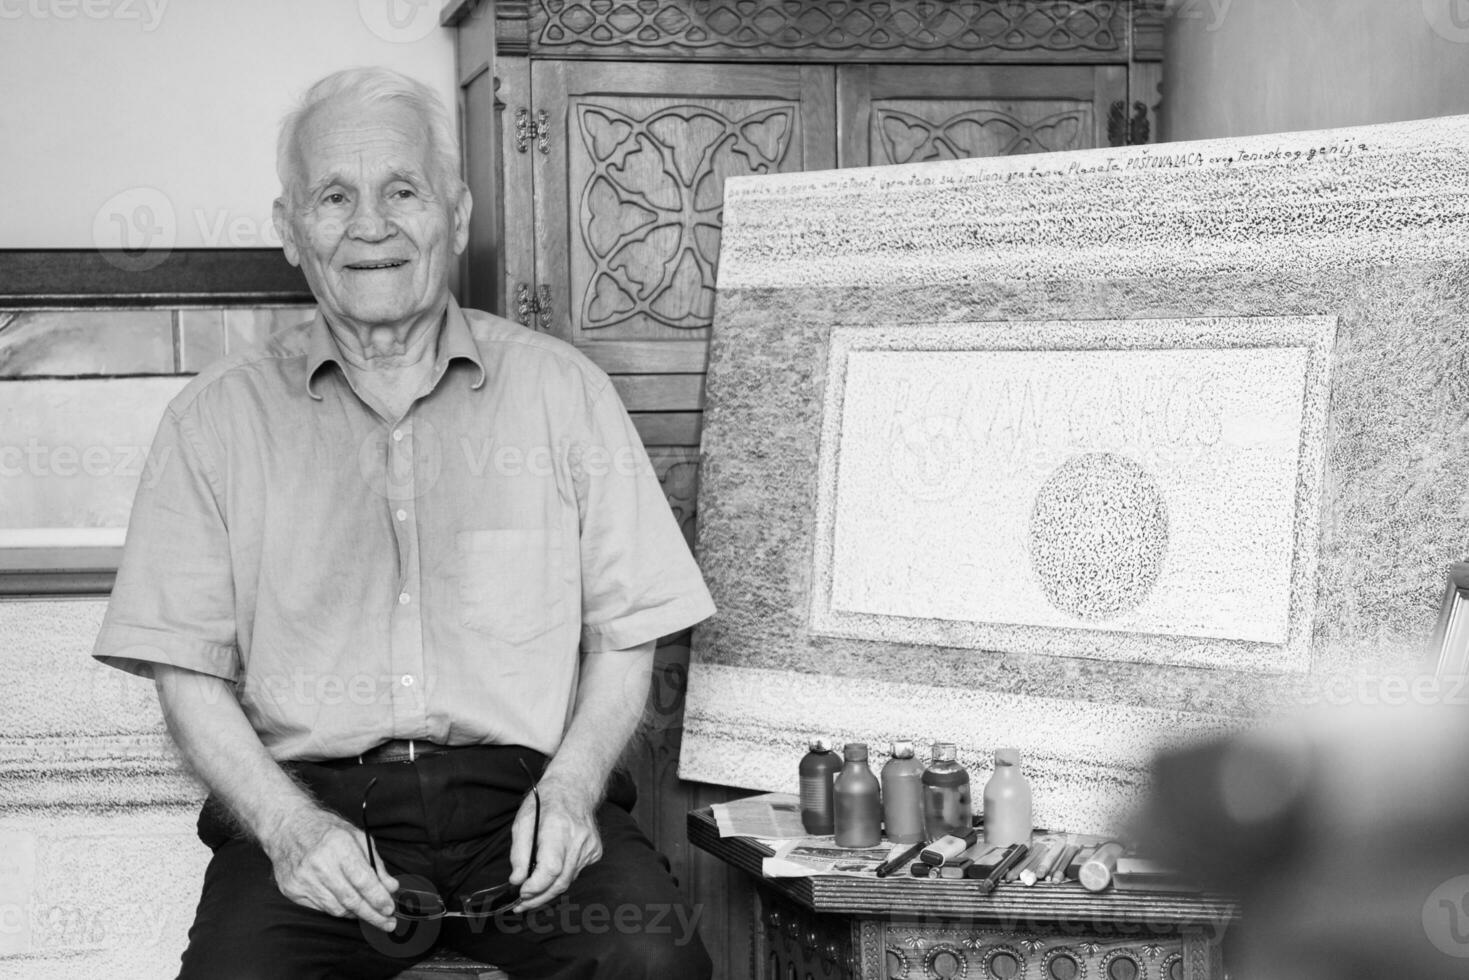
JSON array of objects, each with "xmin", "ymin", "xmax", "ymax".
[{"xmin": 361, "ymin": 757, "xmax": 540, "ymax": 920}]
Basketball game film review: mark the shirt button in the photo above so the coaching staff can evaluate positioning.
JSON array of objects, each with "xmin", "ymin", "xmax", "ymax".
[
  {"xmin": 392, "ymin": 429, "xmax": 404, "ymax": 442},
  {"xmin": 401, "ymin": 675, "xmax": 414, "ymax": 687},
  {"xmin": 395, "ymin": 509, "xmax": 407, "ymax": 521},
  {"xmin": 398, "ymin": 592, "xmax": 410, "ymax": 605}
]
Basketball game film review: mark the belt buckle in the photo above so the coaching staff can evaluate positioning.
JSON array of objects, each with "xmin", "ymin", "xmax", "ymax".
[{"xmin": 355, "ymin": 739, "xmax": 419, "ymax": 766}]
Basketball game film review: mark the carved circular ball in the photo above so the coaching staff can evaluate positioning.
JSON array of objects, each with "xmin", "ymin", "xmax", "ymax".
[{"xmin": 1028, "ymin": 452, "xmax": 1169, "ymax": 620}]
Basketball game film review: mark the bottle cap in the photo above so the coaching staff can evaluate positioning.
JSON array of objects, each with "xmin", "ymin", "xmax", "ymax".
[
  {"xmin": 808, "ymin": 738, "xmax": 832, "ymax": 752},
  {"xmin": 890, "ymin": 740, "xmax": 914, "ymax": 759},
  {"xmin": 844, "ymin": 742, "xmax": 869, "ymax": 761},
  {"xmin": 995, "ymin": 747, "xmax": 1020, "ymax": 766},
  {"xmin": 932, "ymin": 742, "xmax": 957, "ymax": 762}
]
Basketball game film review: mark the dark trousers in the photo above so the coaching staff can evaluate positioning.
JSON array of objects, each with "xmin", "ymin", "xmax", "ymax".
[{"xmin": 176, "ymin": 746, "xmax": 711, "ymax": 980}]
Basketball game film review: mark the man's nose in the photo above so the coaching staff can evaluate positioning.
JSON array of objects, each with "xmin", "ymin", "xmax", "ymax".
[{"xmin": 346, "ymin": 198, "xmax": 393, "ymax": 240}]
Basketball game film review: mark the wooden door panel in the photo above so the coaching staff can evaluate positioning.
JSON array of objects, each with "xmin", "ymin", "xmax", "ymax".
[
  {"xmin": 533, "ymin": 61, "xmax": 836, "ymax": 373},
  {"xmin": 838, "ymin": 64, "xmax": 1126, "ymax": 167},
  {"xmin": 497, "ymin": 56, "xmax": 537, "ymax": 326}
]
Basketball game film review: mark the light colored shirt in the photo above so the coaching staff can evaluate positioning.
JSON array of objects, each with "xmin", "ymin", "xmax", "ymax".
[{"xmin": 93, "ymin": 298, "xmax": 715, "ymax": 761}]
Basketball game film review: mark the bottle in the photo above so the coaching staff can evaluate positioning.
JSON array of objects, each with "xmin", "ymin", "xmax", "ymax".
[
  {"xmin": 833, "ymin": 743, "xmax": 882, "ymax": 847},
  {"xmin": 798, "ymin": 738, "xmax": 843, "ymax": 835},
  {"xmin": 982, "ymin": 747, "xmax": 1033, "ymax": 847},
  {"xmin": 880, "ymin": 740, "xmax": 925, "ymax": 844},
  {"xmin": 921, "ymin": 742, "xmax": 973, "ymax": 840}
]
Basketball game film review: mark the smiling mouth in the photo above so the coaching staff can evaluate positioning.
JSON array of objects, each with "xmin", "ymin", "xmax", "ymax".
[{"xmin": 344, "ymin": 259, "xmax": 410, "ymax": 271}]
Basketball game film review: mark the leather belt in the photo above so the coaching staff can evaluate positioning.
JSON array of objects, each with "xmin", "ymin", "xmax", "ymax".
[{"xmin": 354, "ymin": 739, "xmax": 451, "ymax": 765}]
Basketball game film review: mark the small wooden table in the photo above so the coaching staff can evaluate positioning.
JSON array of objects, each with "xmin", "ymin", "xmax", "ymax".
[{"xmin": 688, "ymin": 809, "xmax": 1237, "ymax": 980}]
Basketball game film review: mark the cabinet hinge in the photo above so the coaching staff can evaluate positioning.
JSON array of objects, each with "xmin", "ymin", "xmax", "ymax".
[
  {"xmin": 516, "ymin": 282, "xmax": 552, "ymax": 331},
  {"xmin": 515, "ymin": 107, "xmax": 550, "ymax": 155}
]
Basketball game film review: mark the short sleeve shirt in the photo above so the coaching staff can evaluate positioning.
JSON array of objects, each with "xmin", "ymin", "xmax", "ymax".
[{"xmin": 92, "ymin": 298, "xmax": 715, "ymax": 761}]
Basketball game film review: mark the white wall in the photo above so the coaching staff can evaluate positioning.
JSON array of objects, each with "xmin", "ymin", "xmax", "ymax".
[
  {"xmin": 1, "ymin": 0, "xmax": 457, "ymax": 248},
  {"xmin": 1163, "ymin": 0, "xmax": 1469, "ymax": 141}
]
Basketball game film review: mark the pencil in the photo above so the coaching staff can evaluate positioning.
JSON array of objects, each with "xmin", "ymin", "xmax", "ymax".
[
  {"xmin": 1008, "ymin": 841, "xmax": 1047, "ymax": 882},
  {"xmin": 1049, "ymin": 843, "xmax": 1080, "ymax": 883},
  {"xmin": 1035, "ymin": 839, "xmax": 1069, "ymax": 881},
  {"xmin": 1019, "ymin": 841, "xmax": 1057, "ymax": 886},
  {"xmin": 970, "ymin": 843, "xmax": 1028, "ymax": 895},
  {"xmin": 875, "ymin": 841, "xmax": 928, "ymax": 878}
]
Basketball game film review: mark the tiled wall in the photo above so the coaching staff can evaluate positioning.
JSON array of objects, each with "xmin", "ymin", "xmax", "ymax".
[
  {"xmin": 0, "ymin": 304, "xmax": 312, "ymax": 980},
  {"xmin": 0, "ymin": 306, "xmax": 315, "ymax": 377}
]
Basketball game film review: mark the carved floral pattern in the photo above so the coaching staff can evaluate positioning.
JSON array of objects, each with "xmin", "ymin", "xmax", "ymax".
[
  {"xmin": 537, "ymin": 0, "xmax": 1122, "ymax": 53},
  {"xmin": 876, "ymin": 106, "xmax": 1088, "ymax": 164},
  {"xmin": 576, "ymin": 102, "xmax": 795, "ymax": 331}
]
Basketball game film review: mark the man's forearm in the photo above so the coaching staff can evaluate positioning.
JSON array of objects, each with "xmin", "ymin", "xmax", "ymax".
[
  {"xmin": 154, "ymin": 663, "xmax": 400, "ymax": 929},
  {"xmin": 541, "ymin": 638, "xmax": 656, "ymax": 803},
  {"xmin": 154, "ymin": 663, "xmax": 317, "ymax": 840}
]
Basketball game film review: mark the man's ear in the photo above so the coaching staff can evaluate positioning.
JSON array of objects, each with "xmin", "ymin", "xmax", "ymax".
[
  {"xmin": 273, "ymin": 197, "xmax": 300, "ymax": 266},
  {"xmin": 453, "ymin": 186, "xmax": 472, "ymax": 256}
]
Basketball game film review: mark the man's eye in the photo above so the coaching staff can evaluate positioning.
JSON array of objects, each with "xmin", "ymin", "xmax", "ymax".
[
  {"xmin": 322, "ymin": 192, "xmax": 348, "ymax": 206},
  {"xmin": 392, "ymin": 188, "xmax": 417, "ymax": 200}
]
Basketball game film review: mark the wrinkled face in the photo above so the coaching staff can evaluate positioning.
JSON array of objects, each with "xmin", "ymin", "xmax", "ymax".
[{"xmin": 274, "ymin": 97, "xmax": 469, "ymax": 332}]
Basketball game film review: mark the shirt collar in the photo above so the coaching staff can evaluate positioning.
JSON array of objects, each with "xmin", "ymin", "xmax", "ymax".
[{"xmin": 305, "ymin": 295, "xmax": 488, "ymax": 400}]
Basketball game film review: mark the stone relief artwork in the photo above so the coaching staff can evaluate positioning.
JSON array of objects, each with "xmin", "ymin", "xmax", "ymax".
[
  {"xmin": 575, "ymin": 101, "xmax": 795, "ymax": 332},
  {"xmin": 682, "ymin": 115, "xmax": 1469, "ymax": 833},
  {"xmin": 811, "ymin": 318, "xmax": 1333, "ymax": 675}
]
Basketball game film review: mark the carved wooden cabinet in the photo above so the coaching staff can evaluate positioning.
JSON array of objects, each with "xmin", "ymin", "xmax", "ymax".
[
  {"xmin": 690, "ymin": 810, "xmax": 1234, "ymax": 980},
  {"xmin": 447, "ymin": 4, "xmax": 1165, "ymax": 976}
]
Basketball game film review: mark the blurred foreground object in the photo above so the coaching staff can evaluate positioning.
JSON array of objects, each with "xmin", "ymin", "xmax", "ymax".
[{"xmin": 1140, "ymin": 703, "xmax": 1469, "ymax": 980}]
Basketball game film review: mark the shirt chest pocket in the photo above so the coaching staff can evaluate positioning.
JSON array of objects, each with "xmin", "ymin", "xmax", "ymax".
[{"xmin": 456, "ymin": 529, "xmax": 572, "ymax": 644}]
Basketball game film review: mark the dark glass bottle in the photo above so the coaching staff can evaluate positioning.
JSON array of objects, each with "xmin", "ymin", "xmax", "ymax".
[
  {"xmin": 798, "ymin": 738, "xmax": 842, "ymax": 835},
  {"xmin": 834, "ymin": 743, "xmax": 882, "ymax": 847},
  {"xmin": 921, "ymin": 742, "xmax": 972, "ymax": 840}
]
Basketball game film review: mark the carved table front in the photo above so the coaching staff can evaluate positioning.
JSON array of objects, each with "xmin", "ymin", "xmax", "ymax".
[{"xmin": 688, "ymin": 810, "xmax": 1237, "ymax": 980}]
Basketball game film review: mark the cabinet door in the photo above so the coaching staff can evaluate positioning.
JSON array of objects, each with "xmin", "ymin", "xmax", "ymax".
[
  {"xmin": 838, "ymin": 64, "xmax": 1126, "ymax": 167},
  {"xmin": 530, "ymin": 61, "xmax": 836, "ymax": 384}
]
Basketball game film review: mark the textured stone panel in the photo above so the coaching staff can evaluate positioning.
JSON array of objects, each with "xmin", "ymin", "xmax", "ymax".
[
  {"xmin": 0, "ymin": 807, "xmax": 208, "ymax": 979},
  {"xmin": 0, "ymin": 310, "xmax": 173, "ymax": 377},
  {"xmin": 0, "ymin": 599, "xmax": 204, "ymax": 979},
  {"xmin": 683, "ymin": 116, "xmax": 1469, "ymax": 833}
]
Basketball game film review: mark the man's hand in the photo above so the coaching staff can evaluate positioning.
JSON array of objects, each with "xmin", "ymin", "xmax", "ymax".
[
  {"xmin": 508, "ymin": 777, "xmax": 603, "ymax": 912},
  {"xmin": 262, "ymin": 804, "xmax": 401, "ymax": 933}
]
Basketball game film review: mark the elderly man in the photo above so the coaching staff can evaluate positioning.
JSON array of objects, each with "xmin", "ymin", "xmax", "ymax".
[{"xmin": 92, "ymin": 67, "xmax": 715, "ymax": 980}]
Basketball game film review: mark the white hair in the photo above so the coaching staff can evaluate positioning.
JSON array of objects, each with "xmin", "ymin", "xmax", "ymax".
[{"xmin": 276, "ymin": 67, "xmax": 464, "ymax": 205}]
